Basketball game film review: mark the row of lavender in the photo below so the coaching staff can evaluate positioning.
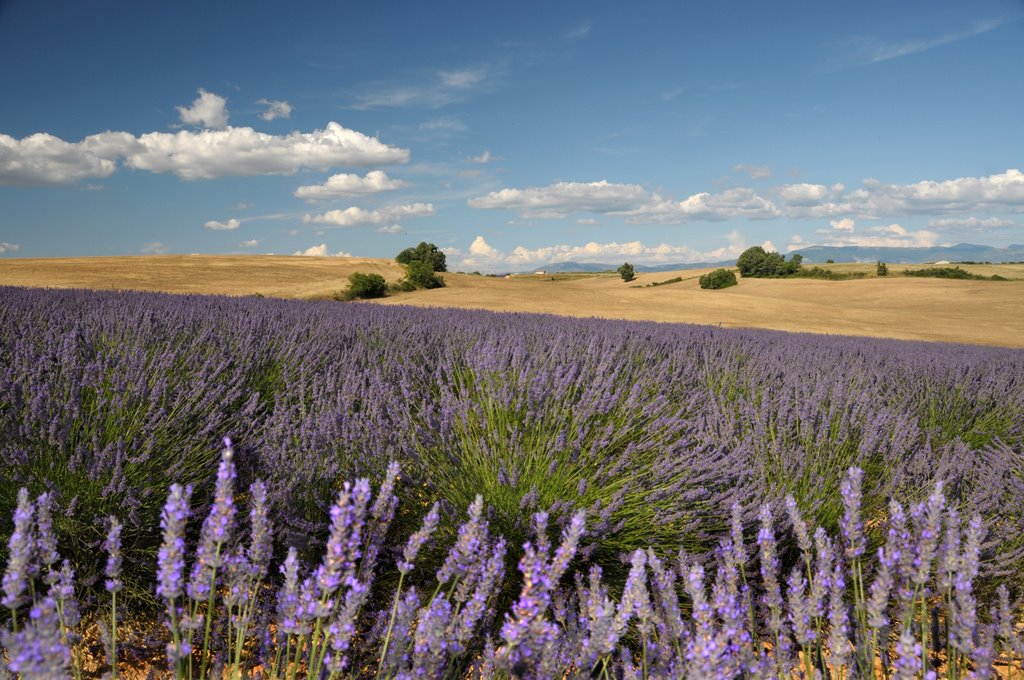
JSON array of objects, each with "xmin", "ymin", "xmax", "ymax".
[
  {"xmin": 1, "ymin": 287, "xmax": 1022, "ymax": 605},
  {"xmin": 4, "ymin": 447, "xmax": 1023, "ymax": 677}
]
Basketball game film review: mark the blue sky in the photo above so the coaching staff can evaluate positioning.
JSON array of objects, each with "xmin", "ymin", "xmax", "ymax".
[{"xmin": 1, "ymin": 0, "xmax": 1022, "ymax": 270}]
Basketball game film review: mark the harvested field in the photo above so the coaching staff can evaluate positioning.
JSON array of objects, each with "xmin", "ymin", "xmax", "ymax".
[{"xmin": 2, "ymin": 255, "xmax": 1023, "ymax": 347}]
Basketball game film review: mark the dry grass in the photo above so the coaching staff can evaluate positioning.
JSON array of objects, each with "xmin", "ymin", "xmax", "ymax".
[{"xmin": 2, "ymin": 255, "xmax": 1023, "ymax": 348}]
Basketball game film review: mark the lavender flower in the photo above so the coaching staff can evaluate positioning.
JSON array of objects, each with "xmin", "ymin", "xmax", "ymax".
[
  {"xmin": 157, "ymin": 483, "xmax": 192, "ymax": 601},
  {"xmin": 104, "ymin": 517, "xmax": 123, "ymax": 594},
  {"xmin": 840, "ymin": 467, "xmax": 865, "ymax": 561},
  {"xmin": 34, "ymin": 492, "xmax": 59, "ymax": 577},
  {"xmin": 2, "ymin": 596, "xmax": 70, "ymax": 677},
  {"xmin": 2, "ymin": 489, "xmax": 34, "ymax": 611},
  {"xmin": 398, "ymin": 501, "xmax": 440, "ymax": 575},
  {"xmin": 187, "ymin": 444, "xmax": 237, "ymax": 602},
  {"xmin": 246, "ymin": 480, "xmax": 272, "ymax": 579}
]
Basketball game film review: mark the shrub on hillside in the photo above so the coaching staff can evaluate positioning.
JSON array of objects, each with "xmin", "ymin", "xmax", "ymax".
[
  {"xmin": 877, "ymin": 261, "xmax": 889, "ymax": 277},
  {"xmin": 617, "ymin": 262, "xmax": 635, "ymax": 282},
  {"xmin": 341, "ymin": 272, "xmax": 388, "ymax": 300},
  {"xmin": 699, "ymin": 268, "xmax": 737, "ymax": 289},
  {"xmin": 903, "ymin": 266, "xmax": 1006, "ymax": 281},
  {"xmin": 396, "ymin": 241, "xmax": 447, "ymax": 272},
  {"xmin": 404, "ymin": 260, "xmax": 446, "ymax": 289},
  {"xmin": 736, "ymin": 246, "xmax": 803, "ymax": 277}
]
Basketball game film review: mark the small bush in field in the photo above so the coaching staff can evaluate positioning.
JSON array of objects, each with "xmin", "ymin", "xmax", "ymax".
[
  {"xmin": 342, "ymin": 272, "xmax": 387, "ymax": 300},
  {"xmin": 877, "ymin": 261, "xmax": 889, "ymax": 277},
  {"xmin": 699, "ymin": 268, "xmax": 737, "ymax": 289},
  {"xmin": 617, "ymin": 262, "xmax": 635, "ymax": 282},
  {"xmin": 405, "ymin": 260, "xmax": 445, "ymax": 289}
]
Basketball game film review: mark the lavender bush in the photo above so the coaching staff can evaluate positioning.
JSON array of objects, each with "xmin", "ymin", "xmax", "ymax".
[
  {"xmin": 1, "ymin": 286, "xmax": 1024, "ymax": 606},
  {"xmin": 2, "ymin": 459, "xmax": 1023, "ymax": 677}
]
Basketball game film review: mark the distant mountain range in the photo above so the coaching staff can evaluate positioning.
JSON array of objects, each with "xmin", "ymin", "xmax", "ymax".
[{"xmin": 528, "ymin": 243, "xmax": 1024, "ymax": 273}]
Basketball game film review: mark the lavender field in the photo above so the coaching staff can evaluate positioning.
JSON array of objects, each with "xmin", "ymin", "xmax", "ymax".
[{"xmin": 2, "ymin": 285, "xmax": 1024, "ymax": 677}]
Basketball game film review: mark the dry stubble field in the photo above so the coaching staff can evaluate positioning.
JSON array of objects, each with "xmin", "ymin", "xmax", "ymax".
[{"xmin": 2, "ymin": 254, "xmax": 1022, "ymax": 347}]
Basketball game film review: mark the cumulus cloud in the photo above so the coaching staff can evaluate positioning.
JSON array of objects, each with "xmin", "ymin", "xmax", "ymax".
[
  {"xmin": 814, "ymin": 223, "xmax": 940, "ymax": 248},
  {"xmin": 0, "ymin": 131, "xmax": 135, "ymax": 185},
  {"xmin": 294, "ymin": 170, "xmax": 405, "ymax": 200},
  {"xmin": 257, "ymin": 98, "xmax": 292, "ymax": 121},
  {"xmin": 468, "ymin": 180, "xmax": 649, "ymax": 218},
  {"xmin": 0, "ymin": 122, "xmax": 408, "ymax": 185},
  {"xmin": 622, "ymin": 187, "xmax": 781, "ymax": 224},
  {"xmin": 240, "ymin": 239, "xmax": 259, "ymax": 247},
  {"xmin": 303, "ymin": 202, "xmax": 435, "ymax": 227},
  {"xmin": 376, "ymin": 224, "xmax": 404, "ymax": 234},
  {"xmin": 0, "ymin": 242, "xmax": 20, "ymax": 254},
  {"xmin": 452, "ymin": 231, "xmax": 748, "ymax": 271},
  {"xmin": 177, "ymin": 89, "xmax": 229, "ymax": 129},
  {"xmin": 292, "ymin": 244, "xmax": 354, "ymax": 257},
  {"xmin": 203, "ymin": 218, "xmax": 241, "ymax": 231},
  {"xmin": 830, "ymin": 217, "xmax": 855, "ymax": 231},
  {"xmin": 927, "ymin": 216, "xmax": 1018, "ymax": 232},
  {"xmin": 126, "ymin": 123, "xmax": 409, "ymax": 180},
  {"xmin": 783, "ymin": 169, "xmax": 1024, "ymax": 218}
]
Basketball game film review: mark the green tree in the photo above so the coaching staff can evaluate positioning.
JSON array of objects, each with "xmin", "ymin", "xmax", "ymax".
[
  {"xmin": 736, "ymin": 246, "xmax": 803, "ymax": 277},
  {"xmin": 396, "ymin": 242, "xmax": 447, "ymax": 272},
  {"xmin": 736, "ymin": 246, "xmax": 768, "ymax": 277},
  {"xmin": 699, "ymin": 268, "xmax": 738, "ymax": 289},
  {"xmin": 617, "ymin": 262, "xmax": 635, "ymax": 282},
  {"xmin": 344, "ymin": 272, "xmax": 388, "ymax": 299},
  {"xmin": 405, "ymin": 260, "xmax": 446, "ymax": 289},
  {"xmin": 876, "ymin": 261, "xmax": 889, "ymax": 277}
]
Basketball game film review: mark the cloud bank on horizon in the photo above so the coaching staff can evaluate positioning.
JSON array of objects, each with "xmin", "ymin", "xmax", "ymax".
[{"xmin": 0, "ymin": 0, "xmax": 1021, "ymax": 270}]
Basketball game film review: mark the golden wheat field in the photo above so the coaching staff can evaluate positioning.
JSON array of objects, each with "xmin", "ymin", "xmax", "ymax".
[{"xmin": 2, "ymin": 255, "xmax": 1023, "ymax": 348}]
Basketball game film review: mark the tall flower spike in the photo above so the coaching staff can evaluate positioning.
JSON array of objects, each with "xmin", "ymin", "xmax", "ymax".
[
  {"xmin": 35, "ymin": 492, "xmax": 60, "ymax": 576},
  {"xmin": 398, "ymin": 502, "xmax": 440, "ymax": 575},
  {"xmin": 187, "ymin": 443, "xmax": 237, "ymax": 602},
  {"xmin": 157, "ymin": 484, "xmax": 192, "ymax": 601},
  {"xmin": 840, "ymin": 467, "xmax": 865, "ymax": 561},
  {"xmin": 104, "ymin": 517, "xmax": 123, "ymax": 594},
  {"xmin": 2, "ymin": 488, "xmax": 35, "ymax": 611}
]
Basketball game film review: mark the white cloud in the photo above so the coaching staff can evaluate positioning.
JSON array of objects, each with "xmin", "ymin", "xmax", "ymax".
[
  {"xmin": 140, "ymin": 241, "xmax": 168, "ymax": 254},
  {"xmin": 855, "ymin": 18, "xmax": 1011, "ymax": 65},
  {"xmin": 240, "ymin": 239, "xmax": 259, "ymax": 248},
  {"xmin": 0, "ymin": 242, "xmax": 20, "ymax": 254},
  {"xmin": 125, "ymin": 122, "xmax": 409, "ymax": 180},
  {"xmin": 761, "ymin": 240, "xmax": 778, "ymax": 252},
  {"xmin": 734, "ymin": 164, "xmax": 773, "ymax": 179},
  {"xmin": 814, "ymin": 223, "xmax": 940, "ymax": 248},
  {"xmin": 830, "ymin": 218, "xmax": 856, "ymax": 231},
  {"xmin": 293, "ymin": 243, "xmax": 353, "ymax": 257},
  {"xmin": 452, "ymin": 231, "xmax": 748, "ymax": 271},
  {"xmin": 257, "ymin": 99, "xmax": 292, "ymax": 121},
  {"xmin": 927, "ymin": 216, "xmax": 1018, "ymax": 232},
  {"xmin": 576, "ymin": 218, "xmax": 600, "ymax": 225},
  {"xmin": 0, "ymin": 131, "xmax": 135, "ymax": 185},
  {"xmin": 353, "ymin": 65, "xmax": 496, "ymax": 109},
  {"xmin": 294, "ymin": 170, "xmax": 405, "ymax": 200},
  {"xmin": 303, "ymin": 202, "xmax": 435, "ymax": 227},
  {"xmin": 779, "ymin": 182, "xmax": 845, "ymax": 206},
  {"xmin": 177, "ymin": 88, "xmax": 229, "ymax": 129},
  {"xmin": 203, "ymin": 218, "xmax": 241, "ymax": 231},
  {"xmin": 787, "ymin": 234, "xmax": 805, "ymax": 252},
  {"xmin": 622, "ymin": 187, "xmax": 780, "ymax": 224},
  {"xmin": 1, "ymin": 121, "xmax": 409, "ymax": 185},
  {"xmin": 468, "ymin": 150, "xmax": 491, "ymax": 164},
  {"xmin": 376, "ymin": 224, "xmax": 404, "ymax": 234},
  {"xmin": 468, "ymin": 180, "xmax": 649, "ymax": 218}
]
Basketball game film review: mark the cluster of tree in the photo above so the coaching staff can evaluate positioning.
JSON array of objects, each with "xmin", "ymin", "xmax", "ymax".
[
  {"xmin": 341, "ymin": 242, "xmax": 448, "ymax": 300},
  {"xmin": 699, "ymin": 268, "xmax": 737, "ymax": 289},
  {"xmin": 736, "ymin": 247, "xmax": 804, "ymax": 277}
]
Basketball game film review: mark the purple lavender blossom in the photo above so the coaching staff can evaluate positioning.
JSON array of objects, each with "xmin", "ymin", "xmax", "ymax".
[
  {"xmin": 156, "ymin": 483, "xmax": 192, "ymax": 601},
  {"xmin": 104, "ymin": 517, "xmax": 123, "ymax": 594},
  {"xmin": 34, "ymin": 492, "xmax": 59, "ymax": 577},
  {"xmin": 2, "ymin": 596, "xmax": 70, "ymax": 677},
  {"xmin": 840, "ymin": 467, "xmax": 865, "ymax": 561},
  {"xmin": 246, "ymin": 480, "xmax": 272, "ymax": 579},
  {"xmin": 2, "ymin": 489, "xmax": 34, "ymax": 611},
  {"xmin": 398, "ymin": 501, "xmax": 439, "ymax": 575},
  {"xmin": 186, "ymin": 444, "xmax": 237, "ymax": 603}
]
